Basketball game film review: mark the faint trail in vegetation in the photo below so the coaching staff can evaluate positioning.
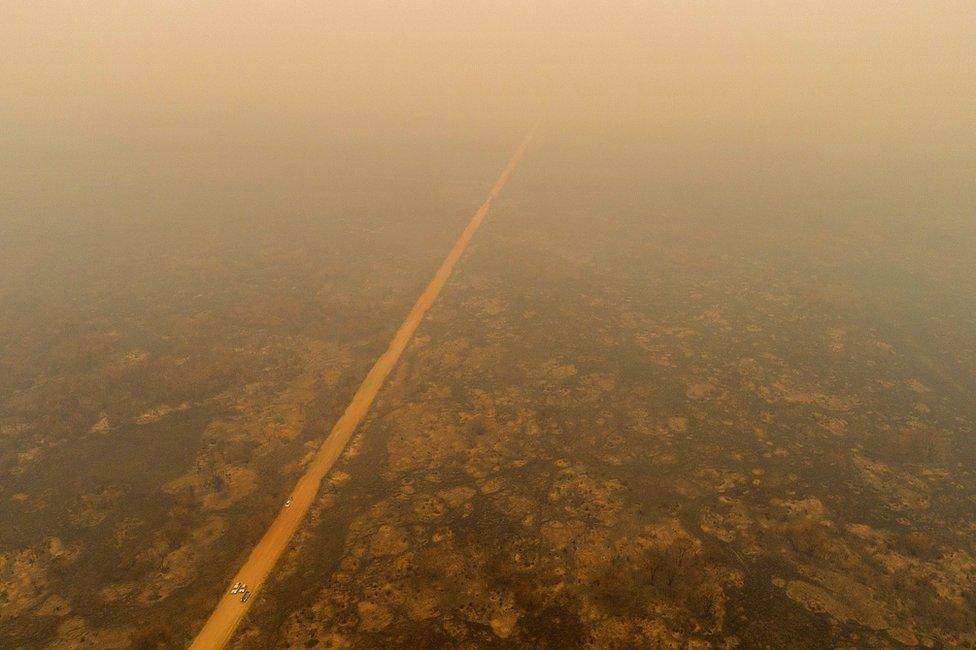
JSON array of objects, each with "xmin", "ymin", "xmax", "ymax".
[{"xmin": 188, "ymin": 126, "xmax": 537, "ymax": 649}]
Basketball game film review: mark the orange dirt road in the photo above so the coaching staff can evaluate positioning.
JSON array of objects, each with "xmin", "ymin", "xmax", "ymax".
[{"xmin": 188, "ymin": 128, "xmax": 536, "ymax": 649}]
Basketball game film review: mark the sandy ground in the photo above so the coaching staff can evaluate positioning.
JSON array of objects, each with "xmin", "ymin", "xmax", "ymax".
[{"xmin": 188, "ymin": 127, "xmax": 536, "ymax": 649}]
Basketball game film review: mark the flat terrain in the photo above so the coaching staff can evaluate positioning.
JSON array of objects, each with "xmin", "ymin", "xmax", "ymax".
[
  {"xmin": 0, "ymin": 136, "xmax": 511, "ymax": 647},
  {"xmin": 2, "ymin": 133, "xmax": 975, "ymax": 648},
  {"xmin": 237, "ymin": 138, "xmax": 976, "ymax": 648},
  {"xmin": 189, "ymin": 130, "xmax": 534, "ymax": 649}
]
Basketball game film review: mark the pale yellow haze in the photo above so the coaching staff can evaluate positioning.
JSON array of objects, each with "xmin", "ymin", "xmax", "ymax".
[
  {"xmin": 3, "ymin": 1, "xmax": 975, "ymax": 142},
  {"xmin": 2, "ymin": 1, "xmax": 975, "ymax": 647}
]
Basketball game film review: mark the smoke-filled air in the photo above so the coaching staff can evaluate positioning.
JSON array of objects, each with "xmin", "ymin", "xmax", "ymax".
[{"xmin": 1, "ymin": 2, "xmax": 974, "ymax": 648}]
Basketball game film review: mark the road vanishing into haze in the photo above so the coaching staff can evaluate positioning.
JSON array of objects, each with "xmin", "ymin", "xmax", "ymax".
[{"xmin": 189, "ymin": 126, "xmax": 537, "ymax": 649}]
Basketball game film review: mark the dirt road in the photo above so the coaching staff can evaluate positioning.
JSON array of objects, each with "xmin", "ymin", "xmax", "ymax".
[{"xmin": 188, "ymin": 128, "xmax": 536, "ymax": 649}]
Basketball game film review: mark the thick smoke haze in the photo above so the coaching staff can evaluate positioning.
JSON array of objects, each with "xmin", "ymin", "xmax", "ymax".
[
  {"xmin": 3, "ymin": 1, "xmax": 975, "ymax": 331},
  {"xmin": 4, "ymin": 2, "xmax": 974, "ymax": 142},
  {"xmin": 3, "ymin": 2, "xmax": 975, "ymax": 296},
  {"xmin": 2, "ymin": 4, "xmax": 976, "ymax": 647}
]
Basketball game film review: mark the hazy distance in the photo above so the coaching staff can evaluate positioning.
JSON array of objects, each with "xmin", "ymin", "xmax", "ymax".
[{"xmin": 1, "ymin": 2, "xmax": 975, "ymax": 647}]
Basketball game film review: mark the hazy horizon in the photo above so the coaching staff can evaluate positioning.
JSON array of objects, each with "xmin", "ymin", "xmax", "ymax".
[{"xmin": 2, "ymin": 3, "xmax": 975, "ymax": 648}]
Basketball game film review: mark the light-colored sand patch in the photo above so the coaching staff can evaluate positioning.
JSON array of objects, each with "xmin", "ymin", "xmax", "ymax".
[
  {"xmin": 137, "ymin": 516, "xmax": 226, "ymax": 604},
  {"xmin": 0, "ymin": 548, "xmax": 48, "ymax": 621},
  {"xmin": 46, "ymin": 617, "xmax": 133, "ymax": 650},
  {"xmin": 135, "ymin": 402, "xmax": 189, "ymax": 425},
  {"xmin": 668, "ymin": 416, "xmax": 688, "ymax": 432},
  {"xmin": 35, "ymin": 594, "xmax": 71, "ymax": 617},
  {"xmin": 905, "ymin": 379, "xmax": 930, "ymax": 393},
  {"xmin": 785, "ymin": 568, "xmax": 888, "ymax": 631}
]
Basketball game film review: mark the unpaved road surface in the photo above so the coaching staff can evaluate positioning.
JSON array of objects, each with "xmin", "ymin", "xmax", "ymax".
[{"xmin": 188, "ymin": 128, "xmax": 535, "ymax": 649}]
